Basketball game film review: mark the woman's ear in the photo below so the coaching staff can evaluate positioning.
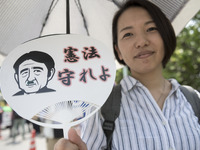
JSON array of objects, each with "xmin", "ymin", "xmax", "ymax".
[{"xmin": 115, "ymin": 45, "xmax": 123, "ymax": 60}]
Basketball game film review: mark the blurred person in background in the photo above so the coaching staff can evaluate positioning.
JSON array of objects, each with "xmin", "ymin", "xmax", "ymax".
[
  {"xmin": 11, "ymin": 110, "xmax": 25, "ymax": 143},
  {"xmin": 43, "ymin": 123, "xmax": 63, "ymax": 150}
]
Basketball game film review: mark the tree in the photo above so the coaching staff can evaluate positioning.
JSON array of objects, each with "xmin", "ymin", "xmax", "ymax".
[{"xmin": 163, "ymin": 11, "xmax": 200, "ymax": 91}]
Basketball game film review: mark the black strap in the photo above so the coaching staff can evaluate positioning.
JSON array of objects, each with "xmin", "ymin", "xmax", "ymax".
[
  {"xmin": 101, "ymin": 84, "xmax": 122, "ymax": 150},
  {"xmin": 180, "ymin": 85, "xmax": 200, "ymax": 123}
]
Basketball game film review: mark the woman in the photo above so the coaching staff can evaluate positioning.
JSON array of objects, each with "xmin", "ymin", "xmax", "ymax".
[{"xmin": 54, "ymin": 0, "xmax": 200, "ymax": 150}]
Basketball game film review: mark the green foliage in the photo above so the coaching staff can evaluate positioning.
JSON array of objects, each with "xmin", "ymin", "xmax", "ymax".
[
  {"xmin": 115, "ymin": 68, "xmax": 123, "ymax": 84},
  {"xmin": 115, "ymin": 67, "xmax": 131, "ymax": 84},
  {"xmin": 163, "ymin": 11, "xmax": 200, "ymax": 91}
]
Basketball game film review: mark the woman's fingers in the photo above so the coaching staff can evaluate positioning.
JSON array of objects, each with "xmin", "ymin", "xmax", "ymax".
[
  {"xmin": 54, "ymin": 128, "xmax": 87, "ymax": 150},
  {"xmin": 68, "ymin": 128, "xmax": 87, "ymax": 150},
  {"xmin": 54, "ymin": 138, "xmax": 78, "ymax": 150}
]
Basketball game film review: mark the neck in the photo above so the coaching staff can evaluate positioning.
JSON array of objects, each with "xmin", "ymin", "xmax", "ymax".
[
  {"xmin": 131, "ymin": 68, "xmax": 165, "ymax": 90},
  {"xmin": 130, "ymin": 66, "xmax": 171, "ymax": 110}
]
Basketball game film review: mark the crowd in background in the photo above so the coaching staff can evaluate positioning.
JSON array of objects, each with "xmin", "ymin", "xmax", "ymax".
[{"xmin": 0, "ymin": 100, "xmax": 62, "ymax": 150}]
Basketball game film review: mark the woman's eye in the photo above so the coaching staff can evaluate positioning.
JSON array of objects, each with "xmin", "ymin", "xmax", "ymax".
[
  {"xmin": 122, "ymin": 33, "xmax": 133, "ymax": 39},
  {"xmin": 147, "ymin": 27, "xmax": 158, "ymax": 32}
]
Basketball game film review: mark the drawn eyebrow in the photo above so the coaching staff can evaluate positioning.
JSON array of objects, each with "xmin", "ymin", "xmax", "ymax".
[
  {"xmin": 20, "ymin": 68, "xmax": 28, "ymax": 74},
  {"xmin": 33, "ymin": 67, "xmax": 43, "ymax": 70}
]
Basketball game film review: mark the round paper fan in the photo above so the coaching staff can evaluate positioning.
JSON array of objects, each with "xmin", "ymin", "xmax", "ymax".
[{"xmin": 0, "ymin": 34, "xmax": 116, "ymax": 138}]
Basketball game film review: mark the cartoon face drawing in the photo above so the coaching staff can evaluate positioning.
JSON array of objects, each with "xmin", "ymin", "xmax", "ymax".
[{"xmin": 13, "ymin": 51, "xmax": 56, "ymax": 96}]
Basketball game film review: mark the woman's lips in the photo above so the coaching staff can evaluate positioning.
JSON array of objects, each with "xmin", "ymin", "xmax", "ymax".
[{"xmin": 134, "ymin": 51, "xmax": 155, "ymax": 59}]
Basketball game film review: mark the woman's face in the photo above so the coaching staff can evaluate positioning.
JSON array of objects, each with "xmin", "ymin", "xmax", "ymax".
[{"xmin": 115, "ymin": 7, "xmax": 165, "ymax": 77}]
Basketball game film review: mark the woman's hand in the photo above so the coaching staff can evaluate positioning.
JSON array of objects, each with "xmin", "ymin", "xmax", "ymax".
[{"xmin": 54, "ymin": 128, "xmax": 87, "ymax": 150}]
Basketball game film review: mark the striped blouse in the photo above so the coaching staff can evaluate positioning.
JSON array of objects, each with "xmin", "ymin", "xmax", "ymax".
[{"xmin": 81, "ymin": 76, "xmax": 200, "ymax": 150}]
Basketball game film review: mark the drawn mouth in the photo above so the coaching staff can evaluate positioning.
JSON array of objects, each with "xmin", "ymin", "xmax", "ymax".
[{"xmin": 26, "ymin": 81, "xmax": 36, "ymax": 86}]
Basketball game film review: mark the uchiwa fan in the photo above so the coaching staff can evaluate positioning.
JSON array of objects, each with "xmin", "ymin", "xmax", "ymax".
[
  {"xmin": 31, "ymin": 100, "xmax": 99, "ymax": 138},
  {"xmin": 0, "ymin": 34, "xmax": 116, "ymax": 139}
]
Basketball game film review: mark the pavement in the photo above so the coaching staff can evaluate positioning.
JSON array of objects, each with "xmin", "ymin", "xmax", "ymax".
[{"xmin": 0, "ymin": 126, "xmax": 47, "ymax": 150}]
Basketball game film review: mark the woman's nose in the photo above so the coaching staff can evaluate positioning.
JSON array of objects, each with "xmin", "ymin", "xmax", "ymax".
[{"xmin": 134, "ymin": 34, "xmax": 149, "ymax": 49}]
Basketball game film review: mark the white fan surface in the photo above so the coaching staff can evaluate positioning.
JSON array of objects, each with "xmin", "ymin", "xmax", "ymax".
[{"xmin": 30, "ymin": 100, "xmax": 99, "ymax": 129}]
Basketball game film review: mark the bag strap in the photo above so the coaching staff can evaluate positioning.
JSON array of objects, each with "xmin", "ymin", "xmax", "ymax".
[
  {"xmin": 180, "ymin": 85, "xmax": 200, "ymax": 123},
  {"xmin": 101, "ymin": 84, "xmax": 122, "ymax": 150}
]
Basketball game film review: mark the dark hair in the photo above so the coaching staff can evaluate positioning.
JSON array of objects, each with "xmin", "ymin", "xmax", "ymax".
[
  {"xmin": 112, "ymin": 0, "xmax": 176, "ymax": 68},
  {"xmin": 13, "ymin": 51, "xmax": 55, "ymax": 77}
]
